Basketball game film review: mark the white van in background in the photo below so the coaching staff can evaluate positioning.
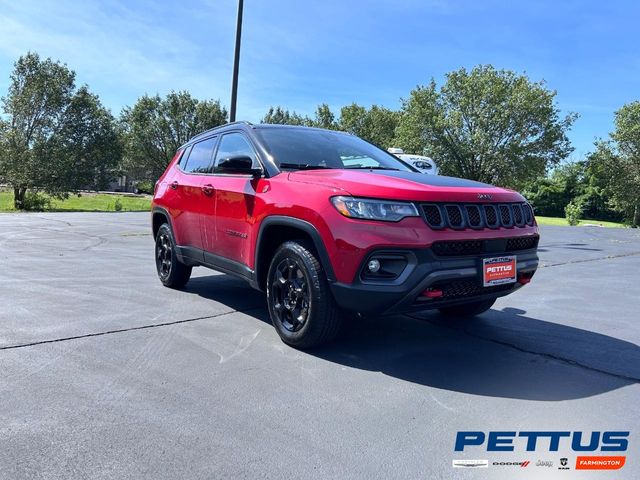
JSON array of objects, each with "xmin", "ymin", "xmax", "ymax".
[{"xmin": 388, "ymin": 148, "xmax": 438, "ymax": 175}]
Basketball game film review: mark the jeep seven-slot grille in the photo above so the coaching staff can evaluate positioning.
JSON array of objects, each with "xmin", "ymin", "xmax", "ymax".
[
  {"xmin": 431, "ymin": 235, "xmax": 539, "ymax": 256},
  {"xmin": 420, "ymin": 202, "xmax": 534, "ymax": 230}
]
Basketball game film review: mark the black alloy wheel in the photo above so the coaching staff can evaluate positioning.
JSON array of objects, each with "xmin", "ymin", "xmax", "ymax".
[
  {"xmin": 271, "ymin": 257, "xmax": 311, "ymax": 332},
  {"xmin": 155, "ymin": 223, "xmax": 192, "ymax": 288}
]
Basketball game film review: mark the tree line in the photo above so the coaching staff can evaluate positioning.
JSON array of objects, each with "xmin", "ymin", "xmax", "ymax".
[{"xmin": 0, "ymin": 52, "xmax": 638, "ymax": 225}]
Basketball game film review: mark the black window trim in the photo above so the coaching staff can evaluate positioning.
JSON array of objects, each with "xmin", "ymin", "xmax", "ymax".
[
  {"xmin": 211, "ymin": 130, "xmax": 265, "ymax": 177},
  {"xmin": 177, "ymin": 135, "xmax": 219, "ymax": 176}
]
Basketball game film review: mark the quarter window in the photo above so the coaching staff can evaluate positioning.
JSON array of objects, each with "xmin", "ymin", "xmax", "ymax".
[{"xmin": 177, "ymin": 145, "xmax": 192, "ymax": 169}]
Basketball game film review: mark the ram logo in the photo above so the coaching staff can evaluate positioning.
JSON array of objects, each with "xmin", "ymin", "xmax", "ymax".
[{"xmin": 478, "ymin": 193, "xmax": 493, "ymax": 200}]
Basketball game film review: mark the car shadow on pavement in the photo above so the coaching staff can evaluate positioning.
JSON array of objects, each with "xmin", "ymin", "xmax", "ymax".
[
  {"xmin": 183, "ymin": 274, "xmax": 267, "ymax": 312},
  {"xmin": 183, "ymin": 274, "xmax": 639, "ymax": 402}
]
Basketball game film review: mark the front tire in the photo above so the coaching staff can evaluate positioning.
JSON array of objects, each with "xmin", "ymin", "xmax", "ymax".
[
  {"xmin": 438, "ymin": 298, "xmax": 496, "ymax": 318},
  {"xmin": 155, "ymin": 223, "xmax": 192, "ymax": 288},
  {"xmin": 267, "ymin": 240, "xmax": 342, "ymax": 348}
]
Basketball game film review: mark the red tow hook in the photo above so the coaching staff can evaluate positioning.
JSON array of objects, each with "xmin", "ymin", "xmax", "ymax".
[
  {"xmin": 518, "ymin": 273, "xmax": 532, "ymax": 285},
  {"xmin": 422, "ymin": 288, "xmax": 443, "ymax": 298}
]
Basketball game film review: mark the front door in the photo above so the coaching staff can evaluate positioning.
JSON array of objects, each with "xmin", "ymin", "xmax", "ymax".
[{"xmin": 202, "ymin": 132, "xmax": 262, "ymax": 267}]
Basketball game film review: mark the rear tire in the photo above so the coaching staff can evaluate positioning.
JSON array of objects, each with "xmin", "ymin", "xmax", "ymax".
[
  {"xmin": 438, "ymin": 298, "xmax": 496, "ymax": 318},
  {"xmin": 155, "ymin": 223, "xmax": 192, "ymax": 288},
  {"xmin": 267, "ymin": 240, "xmax": 342, "ymax": 348}
]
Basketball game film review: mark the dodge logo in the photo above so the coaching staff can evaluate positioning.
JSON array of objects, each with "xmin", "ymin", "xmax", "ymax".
[{"xmin": 478, "ymin": 193, "xmax": 493, "ymax": 200}]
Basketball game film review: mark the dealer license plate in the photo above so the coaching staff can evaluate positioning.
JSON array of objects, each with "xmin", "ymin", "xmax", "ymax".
[{"xmin": 482, "ymin": 256, "xmax": 517, "ymax": 287}]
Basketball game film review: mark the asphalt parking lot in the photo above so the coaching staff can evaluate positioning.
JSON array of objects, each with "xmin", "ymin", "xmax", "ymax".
[{"xmin": 1, "ymin": 212, "xmax": 639, "ymax": 479}]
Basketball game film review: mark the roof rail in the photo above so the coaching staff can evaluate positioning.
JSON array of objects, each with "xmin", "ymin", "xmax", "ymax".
[{"xmin": 190, "ymin": 121, "xmax": 254, "ymax": 141}]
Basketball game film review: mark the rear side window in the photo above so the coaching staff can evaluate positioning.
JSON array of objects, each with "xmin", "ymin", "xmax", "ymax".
[
  {"xmin": 182, "ymin": 137, "xmax": 217, "ymax": 173},
  {"xmin": 177, "ymin": 145, "xmax": 192, "ymax": 169},
  {"xmin": 214, "ymin": 133, "xmax": 259, "ymax": 169}
]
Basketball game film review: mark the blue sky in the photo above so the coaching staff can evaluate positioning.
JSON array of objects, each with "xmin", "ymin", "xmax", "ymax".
[{"xmin": 1, "ymin": 0, "xmax": 638, "ymax": 157}]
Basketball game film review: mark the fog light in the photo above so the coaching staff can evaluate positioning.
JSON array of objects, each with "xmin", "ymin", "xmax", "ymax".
[{"xmin": 367, "ymin": 259, "xmax": 381, "ymax": 273}]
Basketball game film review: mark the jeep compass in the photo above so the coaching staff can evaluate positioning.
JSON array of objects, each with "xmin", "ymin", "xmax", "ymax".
[{"xmin": 152, "ymin": 122, "xmax": 539, "ymax": 348}]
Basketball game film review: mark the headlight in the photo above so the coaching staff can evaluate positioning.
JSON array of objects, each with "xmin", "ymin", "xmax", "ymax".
[{"xmin": 331, "ymin": 196, "xmax": 419, "ymax": 222}]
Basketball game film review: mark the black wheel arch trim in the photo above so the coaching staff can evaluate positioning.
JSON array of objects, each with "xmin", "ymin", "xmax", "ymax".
[
  {"xmin": 255, "ymin": 216, "xmax": 336, "ymax": 284},
  {"xmin": 152, "ymin": 206, "xmax": 173, "ymax": 237},
  {"xmin": 152, "ymin": 207, "xmax": 189, "ymax": 264}
]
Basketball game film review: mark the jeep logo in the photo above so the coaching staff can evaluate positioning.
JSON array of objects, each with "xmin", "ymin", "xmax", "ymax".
[{"xmin": 478, "ymin": 193, "xmax": 493, "ymax": 200}]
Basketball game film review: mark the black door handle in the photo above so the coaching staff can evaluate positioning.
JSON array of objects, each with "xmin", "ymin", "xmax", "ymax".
[
  {"xmin": 202, "ymin": 184, "xmax": 214, "ymax": 196},
  {"xmin": 170, "ymin": 181, "xmax": 179, "ymax": 190}
]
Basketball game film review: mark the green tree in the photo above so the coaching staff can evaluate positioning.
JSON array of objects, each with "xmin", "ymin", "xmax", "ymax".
[
  {"xmin": 120, "ymin": 91, "xmax": 227, "ymax": 180},
  {"xmin": 261, "ymin": 106, "xmax": 310, "ymax": 126},
  {"xmin": 312, "ymin": 103, "xmax": 338, "ymax": 130},
  {"xmin": 0, "ymin": 52, "xmax": 75, "ymax": 208},
  {"xmin": 522, "ymin": 163, "xmax": 584, "ymax": 217},
  {"xmin": 339, "ymin": 103, "xmax": 399, "ymax": 148},
  {"xmin": 395, "ymin": 65, "xmax": 577, "ymax": 189},
  {"xmin": 588, "ymin": 102, "xmax": 640, "ymax": 225},
  {"xmin": 56, "ymin": 86, "xmax": 122, "ymax": 191}
]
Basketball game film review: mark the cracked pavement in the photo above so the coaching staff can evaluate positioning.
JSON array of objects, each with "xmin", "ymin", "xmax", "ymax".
[{"xmin": 0, "ymin": 212, "xmax": 639, "ymax": 479}]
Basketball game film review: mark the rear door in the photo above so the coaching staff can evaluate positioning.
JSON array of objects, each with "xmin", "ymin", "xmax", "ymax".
[{"xmin": 171, "ymin": 136, "xmax": 217, "ymax": 258}]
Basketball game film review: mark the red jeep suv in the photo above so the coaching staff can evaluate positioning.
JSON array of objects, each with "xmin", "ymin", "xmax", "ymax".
[{"xmin": 152, "ymin": 122, "xmax": 539, "ymax": 348}]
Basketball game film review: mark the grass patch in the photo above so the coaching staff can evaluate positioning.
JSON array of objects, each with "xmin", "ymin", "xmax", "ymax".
[
  {"xmin": 0, "ymin": 190, "xmax": 151, "ymax": 212},
  {"xmin": 536, "ymin": 216, "xmax": 627, "ymax": 228}
]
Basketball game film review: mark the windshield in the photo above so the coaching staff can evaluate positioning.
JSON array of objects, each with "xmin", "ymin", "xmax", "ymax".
[{"xmin": 255, "ymin": 127, "xmax": 415, "ymax": 172}]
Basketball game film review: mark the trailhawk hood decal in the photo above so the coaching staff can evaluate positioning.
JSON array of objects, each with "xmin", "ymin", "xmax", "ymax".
[{"xmin": 288, "ymin": 169, "xmax": 524, "ymax": 203}]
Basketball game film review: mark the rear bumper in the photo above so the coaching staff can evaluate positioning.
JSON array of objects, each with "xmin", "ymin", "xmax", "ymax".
[{"xmin": 329, "ymin": 247, "xmax": 538, "ymax": 315}]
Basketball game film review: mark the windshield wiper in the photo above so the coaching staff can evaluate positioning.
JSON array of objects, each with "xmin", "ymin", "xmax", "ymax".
[
  {"xmin": 344, "ymin": 166, "xmax": 401, "ymax": 171},
  {"xmin": 279, "ymin": 163, "xmax": 332, "ymax": 170}
]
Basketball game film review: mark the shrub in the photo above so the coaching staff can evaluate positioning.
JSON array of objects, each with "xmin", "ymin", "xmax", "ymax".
[
  {"xmin": 114, "ymin": 198, "xmax": 123, "ymax": 212},
  {"xmin": 565, "ymin": 200, "xmax": 583, "ymax": 226},
  {"xmin": 135, "ymin": 180, "xmax": 154, "ymax": 195},
  {"xmin": 22, "ymin": 191, "xmax": 51, "ymax": 211}
]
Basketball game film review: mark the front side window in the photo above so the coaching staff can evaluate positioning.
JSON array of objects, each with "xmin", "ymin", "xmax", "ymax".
[
  {"xmin": 254, "ymin": 128, "xmax": 415, "ymax": 172},
  {"xmin": 183, "ymin": 137, "xmax": 217, "ymax": 173},
  {"xmin": 214, "ymin": 133, "xmax": 259, "ymax": 170}
]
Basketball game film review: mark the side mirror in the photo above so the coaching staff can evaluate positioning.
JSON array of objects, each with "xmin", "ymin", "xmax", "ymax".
[{"xmin": 217, "ymin": 155, "xmax": 262, "ymax": 176}]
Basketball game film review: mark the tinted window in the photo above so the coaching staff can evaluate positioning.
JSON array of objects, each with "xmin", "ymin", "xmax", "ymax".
[
  {"xmin": 254, "ymin": 128, "xmax": 414, "ymax": 172},
  {"xmin": 183, "ymin": 137, "xmax": 216, "ymax": 173},
  {"xmin": 177, "ymin": 145, "xmax": 192, "ymax": 169},
  {"xmin": 214, "ymin": 133, "xmax": 258, "ymax": 169}
]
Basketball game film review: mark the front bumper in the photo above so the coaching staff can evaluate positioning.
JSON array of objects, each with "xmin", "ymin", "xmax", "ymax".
[{"xmin": 329, "ymin": 247, "xmax": 538, "ymax": 315}]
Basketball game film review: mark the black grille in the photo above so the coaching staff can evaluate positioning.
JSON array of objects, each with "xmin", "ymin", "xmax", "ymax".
[
  {"xmin": 422, "ymin": 204, "xmax": 443, "ymax": 227},
  {"xmin": 523, "ymin": 203, "xmax": 533, "ymax": 224},
  {"xmin": 513, "ymin": 204, "xmax": 524, "ymax": 226},
  {"xmin": 432, "ymin": 240, "xmax": 483, "ymax": 256},
  {"xmin": 499, "ymin": 205, "xmax": 512, "ymax": 226},
  {"xmin": 432, "ymin": 235, "xmax": 539, "ymax": 256},
  {"xmin": 421, "ymin": 202, "xmax": 534, "ymax": 230},
  {"xmin": 465, "ymin": 205, "xmax": 482, "ymax": 228},
  {"xmin": 436, "ymin": 279, "xmax": 515, "ymax": 299},
  {"xmin": 506, "ymin": 236, "xmax": 539, "ymax": 251},
  {"xmin": 484, "ymin": 205, "xmax": 499, "ymax": 227},
  {"xmin": 445, "ymin": 205, "xmax": 464, "ymax": 228}
]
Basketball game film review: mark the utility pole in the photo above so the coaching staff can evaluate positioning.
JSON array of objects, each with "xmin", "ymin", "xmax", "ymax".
[{"xmin": 229, "ymin": 0, "xmax": 244, "ymax": 122}]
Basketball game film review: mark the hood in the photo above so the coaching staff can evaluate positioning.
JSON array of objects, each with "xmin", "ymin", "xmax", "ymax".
[{"xmin": 288, "ymin": 169, "xmax": 524, "ymax": 203}]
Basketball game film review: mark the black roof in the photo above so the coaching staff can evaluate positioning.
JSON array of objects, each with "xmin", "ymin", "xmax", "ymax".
[{"xmin": 188, "ymin": 121, "xmax": 349, "ymax": 144}]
